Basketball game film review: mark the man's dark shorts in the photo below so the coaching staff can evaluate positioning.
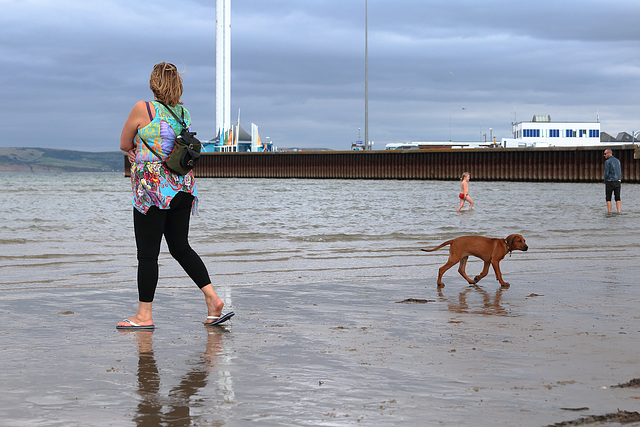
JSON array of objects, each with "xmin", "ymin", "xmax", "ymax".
[{"xmin": 605, "ymin": 181, "xmax": 621, "ymax": 202}]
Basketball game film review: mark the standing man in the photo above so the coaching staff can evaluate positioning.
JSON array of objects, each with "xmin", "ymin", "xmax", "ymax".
[{"xmin": 604, "ymin": 148, "xmax": 622, "ymax": 213}]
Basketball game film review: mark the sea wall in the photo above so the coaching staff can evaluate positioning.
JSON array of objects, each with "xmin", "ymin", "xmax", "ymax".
[{"xmin": 124, "ymin": 145, "xmax": 640, "ymax": 182}]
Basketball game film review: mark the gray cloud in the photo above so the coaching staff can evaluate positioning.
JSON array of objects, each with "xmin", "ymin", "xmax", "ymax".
[{"xmin": 1, "ymin": 0, "xmax": 639, "ymax": 152}]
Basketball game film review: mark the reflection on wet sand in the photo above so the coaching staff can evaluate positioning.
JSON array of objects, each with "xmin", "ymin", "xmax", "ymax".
[
  {"xmin": 438, "ymin": 285, "xmax": 508, "ymax": 316},
  {"xmin": 134, "ymin": 331, "xmax": 161, "ymax": 426},
  {"xmin": 123, "ymin": 328, "xmax": 233, "ymax": 426}
]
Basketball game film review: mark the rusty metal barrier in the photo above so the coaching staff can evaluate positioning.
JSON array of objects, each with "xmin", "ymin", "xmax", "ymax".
[{"xmin": 124, "ymin": 145, "xmax": 639, "ymax": 182}]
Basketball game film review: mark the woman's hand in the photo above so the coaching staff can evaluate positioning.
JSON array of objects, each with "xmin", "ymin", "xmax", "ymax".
[{"xmin": 127, "ymin": 148, "xmax": 136, "ymax": 164}]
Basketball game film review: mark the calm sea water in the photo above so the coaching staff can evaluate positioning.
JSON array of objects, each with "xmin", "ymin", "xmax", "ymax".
[
  {"xmin": 1, "ymin": 173, "xmax": 638, "ymax": 291},
  {"xmin": 1, "ymin": 173, "xmax": 640, "ymax": 426}
]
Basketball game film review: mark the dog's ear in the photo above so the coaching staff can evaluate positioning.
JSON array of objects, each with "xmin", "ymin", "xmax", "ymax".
[{"xmin": 506, "ymin": 234, "xmax": 515, "ymax": 247}]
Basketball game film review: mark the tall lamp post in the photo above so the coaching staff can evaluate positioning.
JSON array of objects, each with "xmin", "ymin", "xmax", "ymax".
[{"xmin": 364, "ymin": 0, "xmax": 369, "ymax": 150}]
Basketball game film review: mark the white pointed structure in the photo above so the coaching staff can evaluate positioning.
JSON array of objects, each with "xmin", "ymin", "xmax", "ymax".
[
  {"xmin": 209, "ymin": 0, "xmax": 273, "ymax": 152},
  {"xmin": 215, "ymin": 0, "xmax": 231, "ymax": 137}
]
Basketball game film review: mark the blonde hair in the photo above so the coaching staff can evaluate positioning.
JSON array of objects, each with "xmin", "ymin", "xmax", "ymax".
[
  {"xmin": 460, "ymin": 172, "xmax": 470, "ymax": 181},
  {"xmin": 149, "ymin": 62, "xmax": 183, "ymax": 106}
]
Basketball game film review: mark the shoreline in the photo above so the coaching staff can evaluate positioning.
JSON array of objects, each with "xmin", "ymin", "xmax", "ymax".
[
  {"xmin": 2, "ymin": 268, "xmax": 640, "ymax": 426},
  {"xmin": 2, "ymin": 175, "xmax": 640, "ymax": 425}
]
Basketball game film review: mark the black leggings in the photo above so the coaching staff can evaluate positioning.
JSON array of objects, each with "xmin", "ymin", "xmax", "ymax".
[{"xmin": 133, "ymin": 192, "xmax": 211, "ymax": 302}]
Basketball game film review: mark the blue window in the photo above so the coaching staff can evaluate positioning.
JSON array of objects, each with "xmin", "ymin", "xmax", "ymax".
[{"xmin": 550, "ymin": 129, "xmax": 559, "ymax": 137}]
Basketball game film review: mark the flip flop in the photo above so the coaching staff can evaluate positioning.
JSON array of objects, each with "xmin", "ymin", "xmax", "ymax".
[
  {"xmin": 204, "ymin": 311, "xmax": 235, "ymax": 326},
  {"xmin": 116, "ymin": 319, "xmax": 155, "ymax": 330}
]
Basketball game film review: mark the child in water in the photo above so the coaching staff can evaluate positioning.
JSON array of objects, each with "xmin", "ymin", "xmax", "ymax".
[{"xmin": 456, "ymin": 172, "xmax": 474, "ymax": 211}]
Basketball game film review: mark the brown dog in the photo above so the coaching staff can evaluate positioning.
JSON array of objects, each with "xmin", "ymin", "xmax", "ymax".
[{"xmin": 422, "ymin": 234, "xmax": 528, "ymax": 288}]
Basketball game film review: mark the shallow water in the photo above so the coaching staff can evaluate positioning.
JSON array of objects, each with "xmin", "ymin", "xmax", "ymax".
[{"xmin": 1, "ymin": 173, "xmax": 639, "ymax": 426}]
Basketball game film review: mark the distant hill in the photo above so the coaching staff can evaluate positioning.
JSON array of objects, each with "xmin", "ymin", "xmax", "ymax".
[{"xmin": 0, "ymin": 147, "xmax": 124, "ymax": 173}]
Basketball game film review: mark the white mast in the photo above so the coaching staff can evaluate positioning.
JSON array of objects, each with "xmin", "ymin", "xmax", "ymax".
[
  {"xmin": 364, "ymin": 0, "xmax": 369, "ymax": 150},
  {"xmin": 215, "ymin": 0, "xmax": 231, "ymax": 137}
]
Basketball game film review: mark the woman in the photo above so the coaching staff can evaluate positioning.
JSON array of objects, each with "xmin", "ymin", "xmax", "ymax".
[
  {"xmin": 117, "ymin": 62, "xmax": 233, "ymax": 329},
  {"xmin": 456, "ymin": 172, "xmax": 474, "ymax": 211}
]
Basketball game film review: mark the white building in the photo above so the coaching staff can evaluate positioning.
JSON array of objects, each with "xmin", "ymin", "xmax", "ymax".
[{"xmin": 502, "ymin": 115, "xmax": 605, "ymax": 147}]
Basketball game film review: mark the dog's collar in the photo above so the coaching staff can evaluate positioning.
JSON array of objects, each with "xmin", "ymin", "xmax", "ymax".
[{"xmin": 504, "ymin": 239, "xmax": 512, "ymax": 254}]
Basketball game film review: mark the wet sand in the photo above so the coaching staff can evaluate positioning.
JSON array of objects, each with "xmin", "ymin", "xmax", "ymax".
[{"xmin": 2, "ymin": 256, "xmax": 640, "ymax": 426}]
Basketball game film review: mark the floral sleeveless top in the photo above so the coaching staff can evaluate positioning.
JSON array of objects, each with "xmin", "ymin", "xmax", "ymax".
[{"xmin": 130, "ymin": 100, "xmax": 198, "ymax": 215}]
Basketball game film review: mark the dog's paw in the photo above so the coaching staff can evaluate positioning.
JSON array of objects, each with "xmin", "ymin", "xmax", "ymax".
[
  {"xmin": 500, "ymin": 282, "xmax": 510, "ymax": 288},
  {"xmin": 437, "ymin": 283, "xmax": 445, "ymax": 288}
]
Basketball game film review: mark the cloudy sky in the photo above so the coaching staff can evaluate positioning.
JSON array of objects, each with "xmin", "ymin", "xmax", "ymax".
[{"xmin": 2, "ymin": 0, "xmax": 639, "ymax": 152}]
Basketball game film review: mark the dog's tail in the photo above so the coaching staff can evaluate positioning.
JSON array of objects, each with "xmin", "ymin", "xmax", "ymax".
[{"xmin": 422, "ymin": 240, "xmax": 454, "ymax": 252}]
